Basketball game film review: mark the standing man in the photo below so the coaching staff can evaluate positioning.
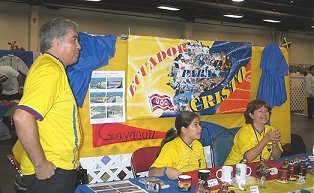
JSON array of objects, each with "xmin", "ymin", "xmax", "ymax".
[
  {"xmin": 0, "ymin": 65, "xmax": 24, "ymax": 100},
  {"xmin": 13, "ymin": 18, "xmax": 82, "ymax": 193},
  {"xmin": 305, "ymin": 65, "xmax": 314, "ymax": 119}
]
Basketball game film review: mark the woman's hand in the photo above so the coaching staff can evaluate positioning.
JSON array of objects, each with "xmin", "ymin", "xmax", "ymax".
[
  {"xmin": 165, "ymin": 167, "xmax": 182, "ymax": 180},
  {"xmin": 270, "ymin": 128, "xmax": 281, "ymax": 143},
  {"xmin": 265, "ymin": 128, "xmax": 281, "ymax": 143},
  {"xmin": 269, "ymin": 129, "xmax": 282, "ymax": 159}
]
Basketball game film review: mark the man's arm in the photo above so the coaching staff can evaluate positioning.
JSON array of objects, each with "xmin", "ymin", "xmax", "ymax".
[
  {"xmin": 305, "ymin": 75, "xmax": 313, "ymax": 97},
  {"xmin": 13, "ymin": 108, "xmax": 56, "ymax": 179},
  {"xmin": 16, "ymin": 73, "xmax": 24, "ymax": 92}
]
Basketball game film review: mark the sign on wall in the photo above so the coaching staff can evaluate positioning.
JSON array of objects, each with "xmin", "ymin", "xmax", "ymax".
[
  {"xmin": 127, "ymin": 36, "xmax": 252, "ymax": 119},
  {"xmin": 89, "ymin": 71, "xmax": 126, "ymax": 124}
]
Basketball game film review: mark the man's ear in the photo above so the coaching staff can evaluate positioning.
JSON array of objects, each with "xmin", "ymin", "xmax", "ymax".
[
  {"xmin": 249, "ymin": 113, "xmax": 253, "ymax": 119},
  {"xmin": 51, "ymin": 38, "xmax": 61, "ymax": 48}
]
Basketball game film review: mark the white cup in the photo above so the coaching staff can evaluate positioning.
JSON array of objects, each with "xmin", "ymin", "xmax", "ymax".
[
  {"xmin": 216, "ymin": 166, "xmax": 233, "ymax": 183},
  {"xmin": 235, "ymin": 163, "xmax": 252, "ymax": 180}
]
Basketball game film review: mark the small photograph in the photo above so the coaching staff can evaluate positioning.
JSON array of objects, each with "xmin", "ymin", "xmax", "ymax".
[
  {"xmin": 90, "ymin": 92, "xmax": 107, "ymax": 103},
  {"xmin": 106, "ymin": 92, "xmax": 123, "ymax": 103},
  {"xmin": 89, "ymin": 184, "xmax": 112, "ymax": 191},
  {"xmin": 107, "ymin": 105, "xmax": 123, "ymax": 118},
  {"xmin": 124, "ymin": 190, "xmax": 148, "ymax": 193},
  {"xmin": 107, "ymin": 77, "xmax": 123, "ymax": 89},
  {"xmin": 109, "ymin": 182, "xmax": 136, "ymax": 189},
  {"xmin": 116, "ymin": 186, "xmax": 141, "ymax": 192},
  {"xmin": 90, "ymin": 77, "xmax": 107, "ymax": 89},
  {"xmin": 90, "ymin": 106, "xmax": 107, "ymax": 119},
  {"xmin": 95, "ymin": 190, "xmax": 119, "ymax": 193}
]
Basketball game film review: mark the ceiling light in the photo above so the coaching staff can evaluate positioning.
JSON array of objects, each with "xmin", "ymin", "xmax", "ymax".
[
  {"xmin": 311, "ymin": 25, "xmax": 314, "ymax": 29},
  {"xmin": 232, "ymin": 0, "xmax": 244, "ymax": 2},
  {"xmin": 223, "ymin": 13, "xmax": 244, "ymax": 19},
  {"xmin": 157, "ymin": 5, "xmax": 180, "ymax": 11},
  {"xmin": 263, "ymin": 19, "xmax": 281, "ymax": 23},
  {"xmin": 85, "ymin": 0, "xmax": 101, "ymax": 1}
]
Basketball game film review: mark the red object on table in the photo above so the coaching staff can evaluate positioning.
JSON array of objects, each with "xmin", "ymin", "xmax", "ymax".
[{"xmin": 183, "ymin": 160, "xmax": 283, "ymax": 191}]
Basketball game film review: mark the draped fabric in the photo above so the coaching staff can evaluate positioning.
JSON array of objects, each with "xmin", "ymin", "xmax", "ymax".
[
  {"xmin": 257, "ymin": 43, "xmax": 288, "ymax": 107},
  {"xmin": 67, "ymin": 32, "xmax": 117, "ymax": 107},
  {"xmin": 199, "ymin": 121, "xmax": 240, "ymax": 146}
]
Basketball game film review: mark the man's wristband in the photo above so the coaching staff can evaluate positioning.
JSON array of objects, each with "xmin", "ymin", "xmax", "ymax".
[{"xmin": 163, "ymin": 167, "xmax": 167, "ymax": 176}]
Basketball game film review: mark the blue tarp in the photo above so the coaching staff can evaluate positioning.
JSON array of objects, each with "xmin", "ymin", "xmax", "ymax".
[
  {"xmin": 66, "ymin": 32, "xmax": 117, "ymax": 107},
  {"xmin": 257, "ymin": 43, "xmax": 288, "ymax": 107},
  {"xmin": 199, "ymin": 121, "xmax": 240, "ymax": 146}
]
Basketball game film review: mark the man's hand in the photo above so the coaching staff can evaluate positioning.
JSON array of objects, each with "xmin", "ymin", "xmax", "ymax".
[
  {"xmin": 35, "ymin": 160, "xmax": 56, "ymax": 180},
  {"xmin": 18, "ymin": 87, "xmax": 23, "ymax": 95}
]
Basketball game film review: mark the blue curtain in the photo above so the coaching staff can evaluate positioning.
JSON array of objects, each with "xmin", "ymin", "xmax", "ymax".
[
  {"xmin": 66, "ymin": 32, "xmax": 117, "ymax": 107},
  {"xmin": 257, "ymin": 43, "xmax": 288, "ymax": 107}
]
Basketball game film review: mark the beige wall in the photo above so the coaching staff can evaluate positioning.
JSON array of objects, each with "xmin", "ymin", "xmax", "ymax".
[
  {"xmin": 0, "ymin": 1, "xmax": 313, "ymax": 65},
  {"xmin": 0, "ymin": 2, "xmax": 30, "ymax": 50}
]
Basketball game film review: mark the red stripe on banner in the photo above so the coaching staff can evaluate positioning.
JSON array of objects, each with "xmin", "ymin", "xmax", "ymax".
[
  {"xmin": 217, "ymin": 61, "xmax": 251, "ymax": 113},
  {"xmin": 92, "ymin": 123, "xmax": 166, "ymax": 147}
]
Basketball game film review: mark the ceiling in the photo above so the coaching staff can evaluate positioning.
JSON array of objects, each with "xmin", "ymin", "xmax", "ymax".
[{"xmin": 14, "ymin": 0, "xmax": 314, "ymax": 32}]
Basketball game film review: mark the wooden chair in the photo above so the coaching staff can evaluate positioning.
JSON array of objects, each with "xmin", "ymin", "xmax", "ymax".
[{"xmin": 130, "ymin": 146, "xmax": 161, "ymax": 178}]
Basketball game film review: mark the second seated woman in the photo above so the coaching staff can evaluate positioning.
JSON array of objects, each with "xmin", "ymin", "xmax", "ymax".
[
  {"xmin": 224, "ymin": 99, "xmax": 283, "ymax": 165},
  {"xmin": 149, "ymin": 111, "xmax": 207, "ymax": 180}
]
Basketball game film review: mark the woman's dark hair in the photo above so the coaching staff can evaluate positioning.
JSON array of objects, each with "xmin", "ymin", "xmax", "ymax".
[
  {"xmin": 244, "ymin": 99, "xmax": 272, "ymax": 124},
  {"xmin": 161, "ymin": 111, "xmax": 199, "ymax": 147}
]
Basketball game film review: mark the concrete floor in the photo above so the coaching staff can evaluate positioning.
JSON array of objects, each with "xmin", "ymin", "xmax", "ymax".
[
  {"xmin": 0, "ymin": 112, "xmax": 313, "ymax": 193},
  {"xmin": 290, "ymin": 112, "xmax": 314, "ymax": 153}
]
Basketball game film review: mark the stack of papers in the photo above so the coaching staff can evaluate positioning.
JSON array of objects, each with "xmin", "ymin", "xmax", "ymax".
[{"xmin": 87, "ymin": 180, "xmax": 148, "ymax": 193}]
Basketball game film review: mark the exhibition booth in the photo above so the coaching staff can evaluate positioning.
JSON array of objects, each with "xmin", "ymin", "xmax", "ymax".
[{"xmin": 1, "ymin": 34, "xmax": 291, "ymax": 183}]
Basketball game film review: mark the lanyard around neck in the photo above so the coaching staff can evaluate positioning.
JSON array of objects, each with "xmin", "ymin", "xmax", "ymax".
[{"xmin": 252, "ymin": 124, "xmax": 265, "ymax": 161}]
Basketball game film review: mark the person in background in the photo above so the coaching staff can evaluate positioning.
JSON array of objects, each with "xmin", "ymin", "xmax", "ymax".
[
  {"xmin": 0, "ymin": 65, "xmax": 24, "ymax": 141},
  {"xmin": 149, "ymin": 111, "xmax": 206, "ymax": 180},
  {"xmin": 224, "ymin": 99, "xmax": 282, "ymax": 165},
  {"xmin": 0, "ymin": 65, "xmax": 24, "ymax": 100},
  {"xmin": 305, "ymin": 65, "xmax": 314, "ymax": 119},
  {"xmin": 13, "ymin": 18, "xmax": 82, "ymax": 193}
]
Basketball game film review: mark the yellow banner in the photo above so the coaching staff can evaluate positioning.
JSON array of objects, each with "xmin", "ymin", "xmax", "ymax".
[
  {"xmin": 78, "ymin": 39, "xmax": 290, "ymax": 157},
  {"xmin": 127, "ymin": 35, "xmax": 252, "ymax": 119}
]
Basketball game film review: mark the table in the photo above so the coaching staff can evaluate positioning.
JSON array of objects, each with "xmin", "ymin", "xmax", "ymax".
[
  {"xmin": 75, "ymin": 174, "xmax": 313, "ymax": 193},
  {"xmin": 76, "ymin": 153, "xmax": 314, "ymax": 193},
  {"xmin": 75, "ymin": 176, "xmax": 196, "ymax": 193}
]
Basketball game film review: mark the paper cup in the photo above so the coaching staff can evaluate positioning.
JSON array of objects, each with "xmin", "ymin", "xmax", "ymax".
[
  {"xmin": 178, "ymin": 175, "xmax": 192, "ymax": 191},
  {"xmin": 198, "ymin": 169, "xmax": 211, "ymax": 181}
]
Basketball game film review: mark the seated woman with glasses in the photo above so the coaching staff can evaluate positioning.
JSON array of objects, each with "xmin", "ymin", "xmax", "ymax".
[
  {"xmin": 149, "ymin": 111, "xmax": 206, "ymax": 180},
  {"xmin": 224, "ymin": 99, "xmax": 283, "ymax": 165}
]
